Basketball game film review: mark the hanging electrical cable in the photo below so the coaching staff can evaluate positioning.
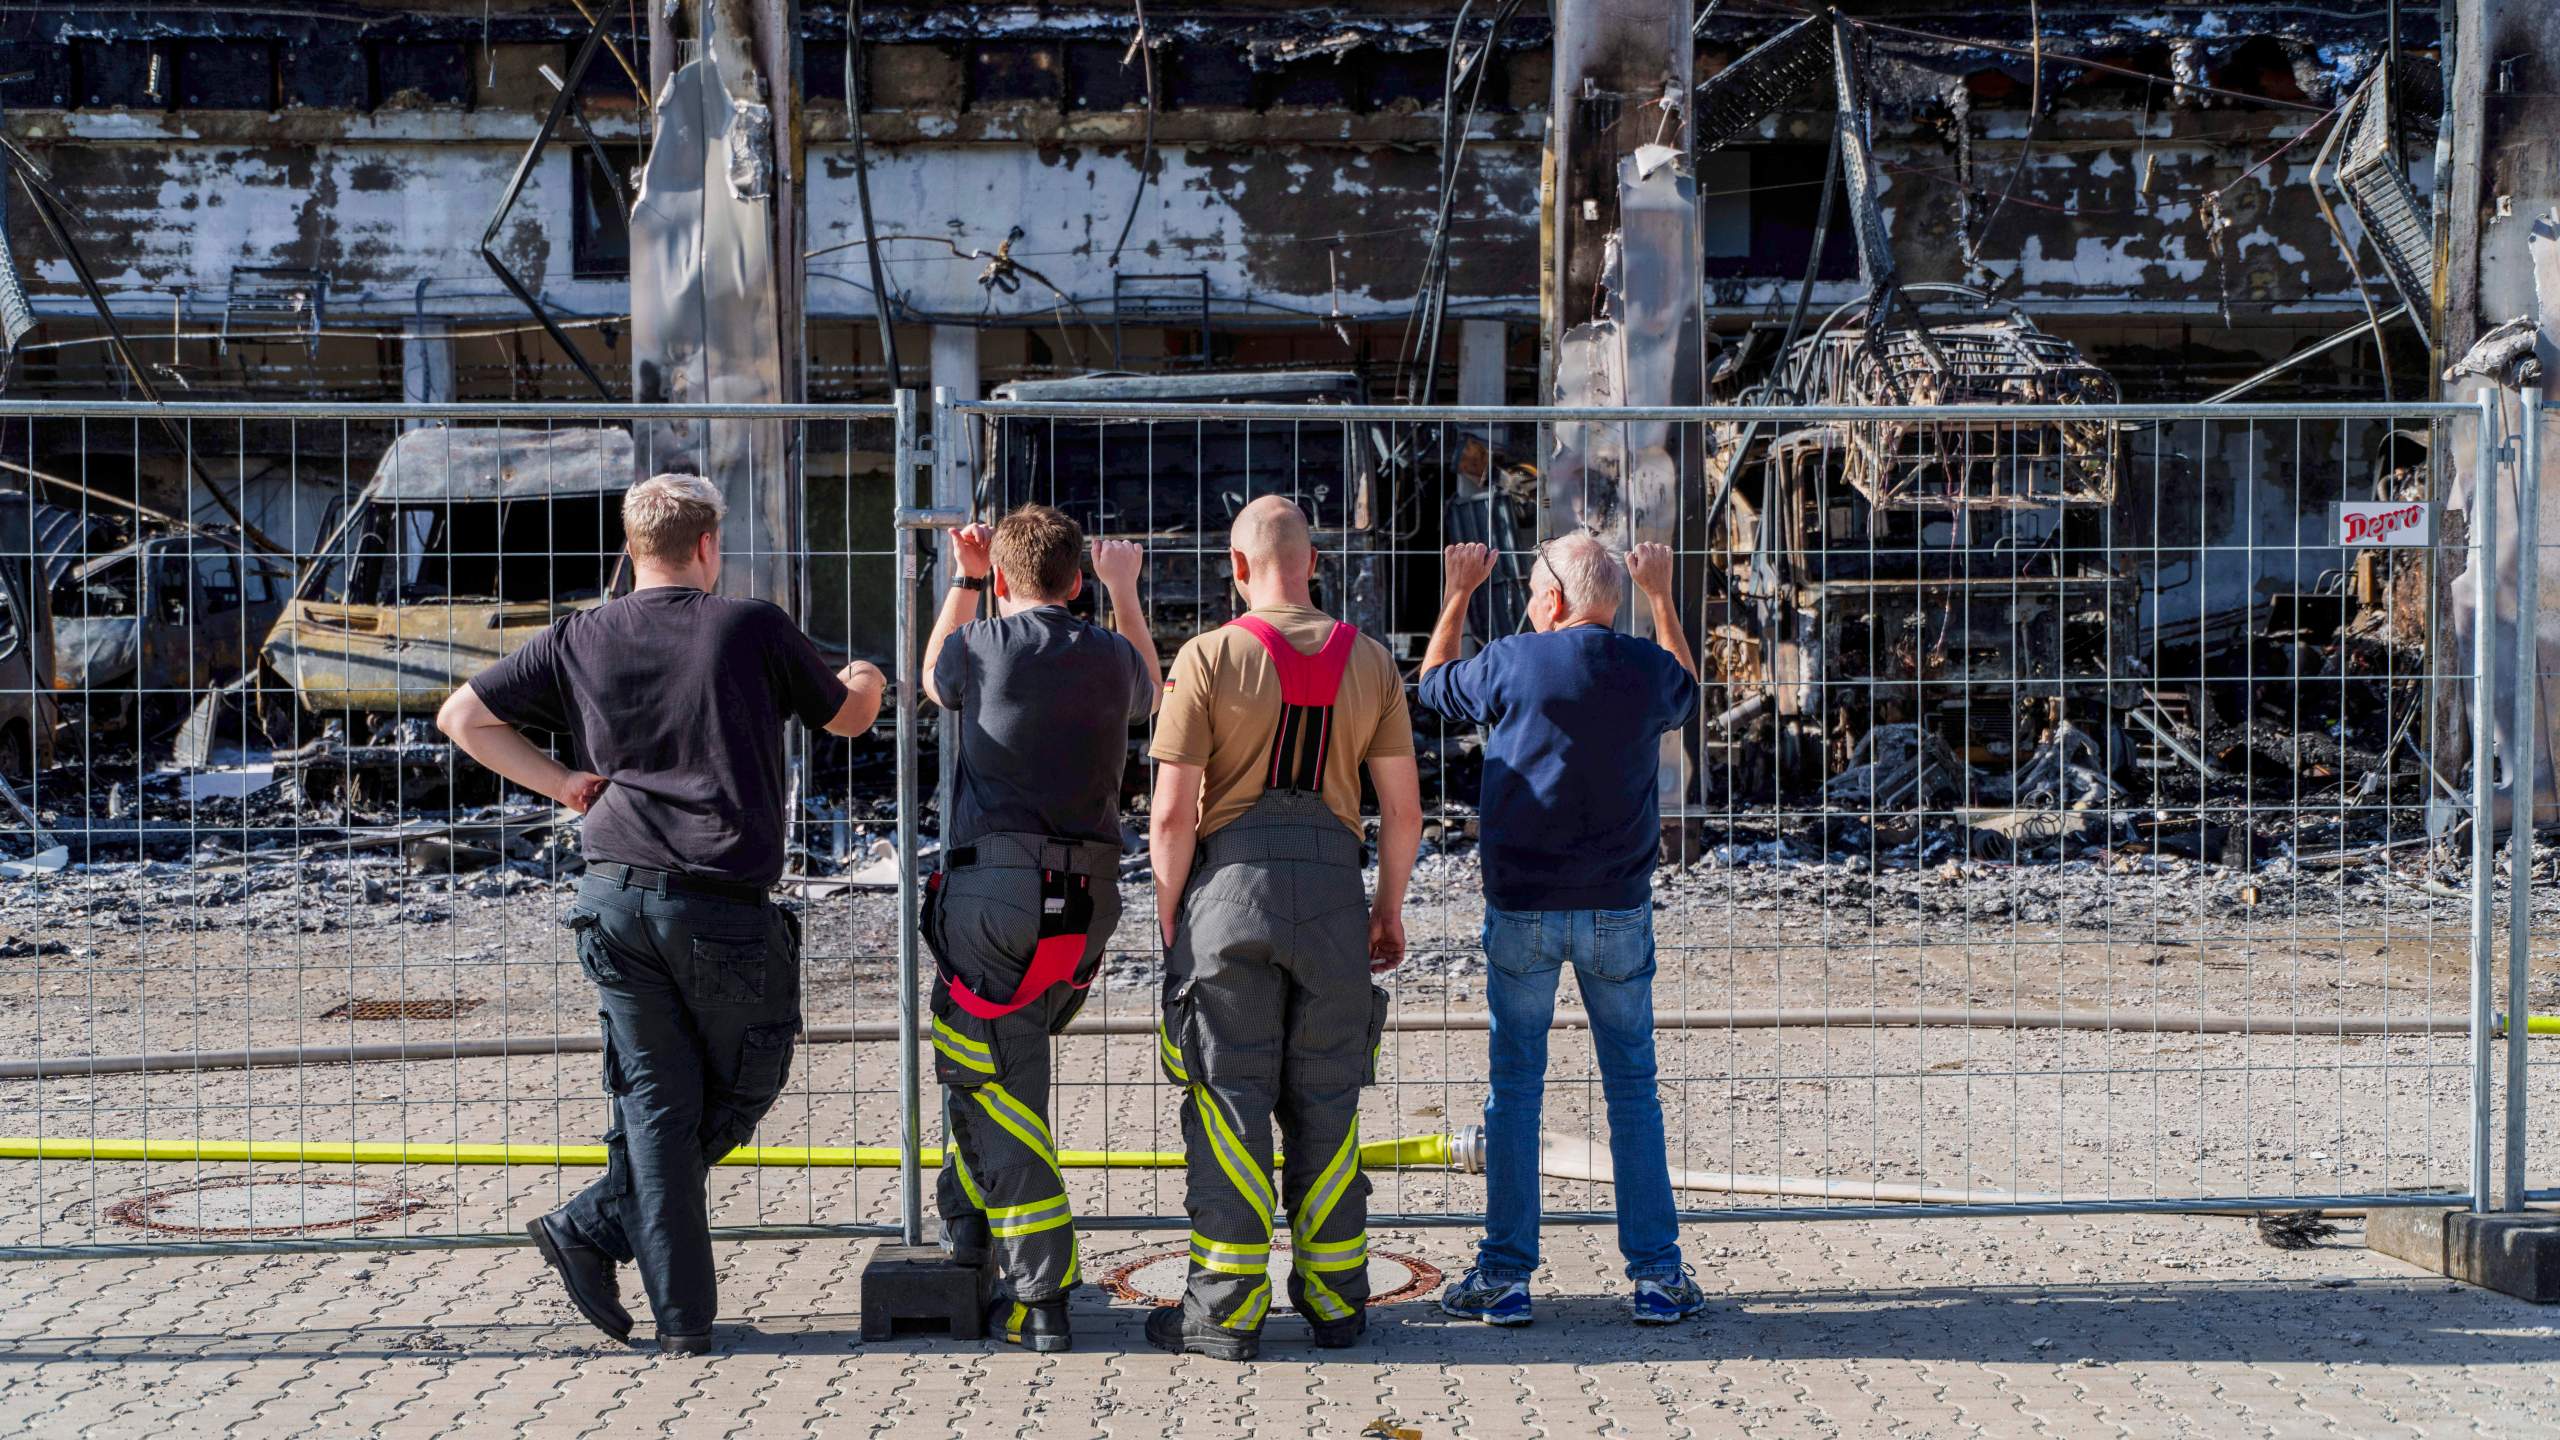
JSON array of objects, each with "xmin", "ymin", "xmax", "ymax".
[
  {"xmin": 844, "ymin": 0, "xmax": 903, "ymax": 394},
  {"xmin": 1104, "ymin": 0, "xmax": 1157, "ymax": 270},
  {"xmin": 1399, "ymin": 0, "xmax": 1525, "ymax": 403}
]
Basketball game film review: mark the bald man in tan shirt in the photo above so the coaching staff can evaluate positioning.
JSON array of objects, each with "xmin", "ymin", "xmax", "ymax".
[{"xmin": 1143, "ymin": 497, "xmax": 1420, "ymax": 1360}]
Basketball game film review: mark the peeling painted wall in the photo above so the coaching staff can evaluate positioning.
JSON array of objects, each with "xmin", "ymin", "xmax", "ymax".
[
  {"xmin": 807, "ymin": 142, "xmax": 1541, "ymax": 319},
  {"xmin": 7, "ymin": 114, "xmax": 2421, "ymax": 325},
  {"xmin": 10, "ymin": 140, "xmax": 623, "ymax": 315}
]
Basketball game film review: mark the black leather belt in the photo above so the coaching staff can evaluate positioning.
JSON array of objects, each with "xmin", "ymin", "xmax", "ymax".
[
  {"xmin": 587, "ymin": 861, "xmax": 769, "ymax": 907},
  {"xmin": 943, "ymin": 833, "xmax": 1120, "ymax": 879}
]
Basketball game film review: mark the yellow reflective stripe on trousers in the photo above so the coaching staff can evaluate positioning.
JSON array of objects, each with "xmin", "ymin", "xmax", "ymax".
[
  {"xmin": 1290, "ymin": 1124, "xmax": 1365, "ymax": 1321},
  {"xmin": 1293, "ymin": 1124, "xmax": 1363, "ymax": 1239},
  {"xmin": 1189, "ymin": 1232, "xmax": 1272, "ymax": 1276},
  {"xmin": 1157, "ymin": 1022, "xmax": 1189, "ymax": 1083},
  {"xmin": 984, "ymin": 1192, "xmax": 1073, "ymax": 1238},
  {"xmin": 1189, "ymin": 1085, "xmax": 1274, "ymax": 1230},
  {"xmin": 1293, "ymin": 1233, "xmax": 1367, "ymax": 1270},
  {"xmin": 933, "ymin": 1018, "xmax": 995, "ymax": 1073},
  {"xmin": 1003, "ymin": 1301, "xmax": 1028, "ymax": 1341},
  {"xmin": 1222, "ymin": 1276, "xmax": 1272, "ymax": 1332},
  {"xmin": 949, "ymin": 1143, "xmax": 986, "ymax": 1208},
  {"xmin": 971, "ymin": 1084, "xmax": 1060, "ymax": 1172}
]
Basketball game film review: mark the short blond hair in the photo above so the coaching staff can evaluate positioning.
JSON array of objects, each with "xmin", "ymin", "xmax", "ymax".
[{"xmin": 624, "ymin": 473, "xmax": 725, "ymax": 564}]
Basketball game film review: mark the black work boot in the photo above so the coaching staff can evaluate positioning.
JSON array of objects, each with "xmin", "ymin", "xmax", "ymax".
[
  {"xmin": 1144, "ymin": 1304, "xmax": 1259, "ymax": 1362},
  {"xmin": 943, "ymin": 1214, "xmax": 991, "ymax": 1269},
  {"xmin": 990, "ymin": 1296, "xmax": 1072, "ymax": 1354},
  {"xmin": 526, "ymin": 1214, "xmax": 634, "ymax": 1343},
  {"xmin": 1309, "ymin": 1309, "xmax": 1367, "ymax": 1350}
]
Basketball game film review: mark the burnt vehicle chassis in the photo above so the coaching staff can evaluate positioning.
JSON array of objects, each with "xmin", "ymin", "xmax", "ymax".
[
  {"xmin": 968, "ymin": 371, "xmax": 1413, "ymax": 649},
  {"xmin": 1706, "ymin": 299, "xmax": 2141, "ymax": 795}
]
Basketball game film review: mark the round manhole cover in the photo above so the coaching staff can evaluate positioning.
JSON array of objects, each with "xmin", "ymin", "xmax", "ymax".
[
  {"xmin": 1102, "ymin": 1245, "xmax": 1442, "ymax": 1308},
  {"xmin": 105, "ymin": 1177, "xmax": 428, "ymax": 1237}
]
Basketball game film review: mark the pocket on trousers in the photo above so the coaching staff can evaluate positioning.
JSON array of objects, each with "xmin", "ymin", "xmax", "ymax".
[
  {"xmin": 1361, "ymin": 985, "xmax": 1389, "ymax": 1086},
  {"xmin": 599, "ymin": 1022, "xmax": 630, "ymax": 1097},
  {"xmin": 693, "ymin": 933, "xmax": 773, "ymax": 1004},
  {"xmin": 735, "ymin": 1020, "xmax": 797, "ymax": 1104},
  {"xmin": 931, "ymin": 988, "xmax": 1001, "ymax": 1089},
  {"xmin": 1481, "ymin": 907, "xmax": 1546, "ymax": 976},
  {"xmin": 567, "ymin": 910, "xmax": 623, "ymax": 985},
  {"xmin": 1159, "ymin": 973, "xmax": 1211, "ymax": 1088},
  {"xmin": 1582, "ymin": 905, "xmax": 1658, "ymax": 984}
]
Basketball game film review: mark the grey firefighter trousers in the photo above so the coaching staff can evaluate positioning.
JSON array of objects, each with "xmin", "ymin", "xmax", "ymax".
[
  {"xmin": 926, "ymin": 832, "xmax": 1123, "ymax": 1302},
  {"xmin": 552, "ymin": 870, "xmax": 802, "ymax": 1338},
  {"xmin": 1160, "ymin": 789, "xmax": 1390, "ymax": 1333}
]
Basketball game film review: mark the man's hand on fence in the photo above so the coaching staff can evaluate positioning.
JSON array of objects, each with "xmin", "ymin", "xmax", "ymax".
[
  {"xmin": 1626, "ymin": 541, "xmax": 1675, "ymax": 599},
  {"xmin": 1092, "ymin": 538, "xmax": 1145, "ymax": 591},
  {"xmin": 1442, "ymin": 542, "xmax": 1496, "ymax": 602},
  {"xmin": 554, "ymin": 770, "xmax": 609, "ymax": 815},
  {"xmin": 951, "ymin": 523, "xmax": 994, "ymax": 580}
]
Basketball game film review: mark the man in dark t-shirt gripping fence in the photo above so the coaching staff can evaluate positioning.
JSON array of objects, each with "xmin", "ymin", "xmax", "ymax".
[
  {"xmin": 1416, "ymin": 533, "xmax": 1713, "ymax": 1330},
  {"xmin": 918, "ymin": 505, "xmax": 1159, "ymax": 1354},
  {"xmin": 438, "ymin": 474, "xmax": 885, "ymax": 1353}
]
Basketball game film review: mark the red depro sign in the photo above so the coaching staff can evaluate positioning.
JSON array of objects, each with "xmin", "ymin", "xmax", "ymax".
[{"xmin": 2338, "ymin": 500, "xmax": 2431, "ymax": 547}]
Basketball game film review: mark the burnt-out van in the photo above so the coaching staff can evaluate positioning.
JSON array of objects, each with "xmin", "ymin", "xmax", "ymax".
[{"xmin": 262, "ymin": 426, "xmax": 632, "ymax": 730}]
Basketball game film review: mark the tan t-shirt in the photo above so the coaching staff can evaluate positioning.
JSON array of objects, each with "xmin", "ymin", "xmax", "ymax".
[{"xmin": 1150, "ymin": 603, "xmax": 1414, "ymax": 840}]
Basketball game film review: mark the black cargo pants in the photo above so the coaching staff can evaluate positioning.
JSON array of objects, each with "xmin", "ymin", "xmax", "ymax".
[{"xmin": 551, "ymin": 869, "xmax": 801, "ymax": 1338}]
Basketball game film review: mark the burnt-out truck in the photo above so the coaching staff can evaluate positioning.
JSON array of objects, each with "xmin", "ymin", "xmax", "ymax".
[
  {"xmin": 967, "ymin": 370, "xmax": 1416, "ymax": 650},
  {"xmin": 1703, "ymin": 289, "xmax": 2140, "ymax": 791}
]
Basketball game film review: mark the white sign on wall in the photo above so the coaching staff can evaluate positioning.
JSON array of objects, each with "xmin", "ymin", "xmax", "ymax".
[{"xmin": 2337, "ymin": 500, "xmax": 2432, "ymax": 547}]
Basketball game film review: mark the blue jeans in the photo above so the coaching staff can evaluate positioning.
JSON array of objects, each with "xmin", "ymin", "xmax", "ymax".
[{"xmin": 1475, "ymin": 903, "xmax": 1682, "ymax": 1284}]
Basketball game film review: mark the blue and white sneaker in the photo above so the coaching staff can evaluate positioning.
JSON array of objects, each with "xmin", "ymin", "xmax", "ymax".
[
  {"xmin": 1439, "ymin": 1268, "xmax": 1533, "ymax": 1327},
  {"xmin": 1631, "ymin": 1269, "xmax": 1709, "ymax": 1325}
]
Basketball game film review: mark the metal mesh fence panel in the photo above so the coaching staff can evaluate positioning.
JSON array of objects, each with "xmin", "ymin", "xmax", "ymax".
[
  {"xmin": 949, "ymin": 395, "xmax": 2502, "ymax": 1235},
  {"xmin": 0, "ymin": 391, "xmax": 2527, "ymax": 1263},
  {"xmin": 0, "ymin": 401, "xmax": 904, "ymax": 1257}
]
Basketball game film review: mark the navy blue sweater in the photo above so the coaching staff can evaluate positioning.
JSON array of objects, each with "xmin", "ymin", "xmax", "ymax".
[{"xmin": 1416, "ymin": 625, "xmax": 1698, "ymax": 913}]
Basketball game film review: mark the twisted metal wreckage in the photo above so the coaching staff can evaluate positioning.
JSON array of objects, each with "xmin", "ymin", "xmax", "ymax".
[{"xmin": 0, "ymin": 0, "xmax": 2510, "ymax": 869}]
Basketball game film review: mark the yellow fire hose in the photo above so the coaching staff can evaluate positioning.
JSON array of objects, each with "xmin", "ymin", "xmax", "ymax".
[{"xmin": 0, "ymin": 1132, "xmax": 1456, "ymax": 1172}]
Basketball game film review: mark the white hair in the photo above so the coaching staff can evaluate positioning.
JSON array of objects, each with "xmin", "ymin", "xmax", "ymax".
[{"xmin": 1532, "ymin": 531, "xmax": 1626, "ymax": 616}]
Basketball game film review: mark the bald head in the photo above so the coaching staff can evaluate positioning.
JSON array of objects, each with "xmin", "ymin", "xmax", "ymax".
[
  {"xmin": 1228, "ymin": 495, "xmax": 1317, "ymax": 607},
  {"xmin": 1231, "ymin": 495, "xmax": 1312, "ymax": 567}
]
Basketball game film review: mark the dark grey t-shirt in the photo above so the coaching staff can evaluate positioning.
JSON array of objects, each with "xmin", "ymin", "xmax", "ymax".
[
  {"xmin": 472, "ymin": 586, "xmax": 848, "ymax": 887},
  {"xmin": 932, "ymin": 605, "xmax": 1154, "ymax": 847}
]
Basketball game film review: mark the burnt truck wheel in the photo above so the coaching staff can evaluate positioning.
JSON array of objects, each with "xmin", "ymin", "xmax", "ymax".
[{"xmin": 0, "ymin": 724, "xmax": 29, "ymax": 784}]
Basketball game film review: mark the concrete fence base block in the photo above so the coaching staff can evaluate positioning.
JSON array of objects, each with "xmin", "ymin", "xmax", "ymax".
[
  {"xmin": 2365, "ymin": 1208, "xmax": 2560, "ymax": 1302},
  {"xmin": 858, "ymin": 1242, "xmax": 990, "ymax": 1340}
]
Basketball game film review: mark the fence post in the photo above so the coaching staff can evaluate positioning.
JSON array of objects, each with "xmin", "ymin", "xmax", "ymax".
[
  {"xmin": 2510, "ymin": 386, "xmax": 2543, "ymax": 1211},
  {"xmin": 892, "ymin": 387, "xmax": 928, "ymax": 1247},
  {"xmin": 890, "ymin": 395, "xmax": 971, "ymax": 1251},
  {"xmin": 2472, "ymin": 389, "xmax": 2505, "ymax": 1216}
]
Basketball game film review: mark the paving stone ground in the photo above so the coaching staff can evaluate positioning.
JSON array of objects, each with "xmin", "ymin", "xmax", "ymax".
[{"xmin": 6, "ymin": 1209, "xmax": 2559, "ymax": 1439}]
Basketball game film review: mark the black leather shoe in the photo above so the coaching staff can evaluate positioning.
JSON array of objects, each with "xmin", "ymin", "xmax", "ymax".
[
  {"xmin": 656, "ymin": 1332, "xmax": 715, "ymax": 1356},
  {"xmin": 991, "ymin": 1296, "xmax": 1071, "ymax": 1354},
  {"xmin": 526, "ymin": 1215, "xmax": 633, "ymax": 1343},
  {"xmin": 1309, "ymin": 1310, "xmax": 1367, "ymax": 1350},
  {"xmin": 943, "ymin": 1215, "xmax": 991, "ymax": 1269},
  {"xmin": 1144, "ymin": 1303, "xmax": 1258, "ymax": 1362}
]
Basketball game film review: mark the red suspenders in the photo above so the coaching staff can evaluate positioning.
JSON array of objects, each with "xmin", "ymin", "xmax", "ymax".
[{"xmin": 1225, "ymin": 615, "xmax": 1358, "ymax": 794}]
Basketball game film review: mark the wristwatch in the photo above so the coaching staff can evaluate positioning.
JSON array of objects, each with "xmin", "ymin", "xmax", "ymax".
[{"xmin": 953, "ymin": 574, "xmax": 990, "ymax": 592}]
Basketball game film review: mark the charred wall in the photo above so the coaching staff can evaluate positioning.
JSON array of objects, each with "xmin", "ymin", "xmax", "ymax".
[{"xmin": 0, "ymin": 2, "xmax": 2434, "ymax": 404}]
